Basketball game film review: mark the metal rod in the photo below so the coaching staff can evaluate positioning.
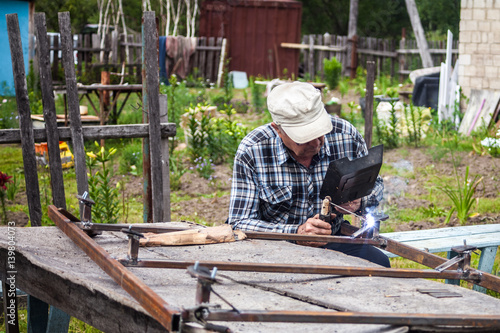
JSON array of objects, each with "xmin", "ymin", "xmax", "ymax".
[
  {"xmin": 244, "ymin": 231, "xmax": 383, "ymax": 245},
  {"xmin": 47, "ymin": 205, "xmax": 181, "ymax": 332},
  {"xmin": 121, "ymin": 259, "xmax": 475, "ymax": 281},
  {"xmin": 205, "ymin": 310, "xmax": 500, "ymax": 328}
]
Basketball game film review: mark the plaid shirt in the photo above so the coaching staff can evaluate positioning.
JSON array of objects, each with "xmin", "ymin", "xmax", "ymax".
[{"xmin": 227, "ymin": 115, "xmax": 383, "ymax": 234}]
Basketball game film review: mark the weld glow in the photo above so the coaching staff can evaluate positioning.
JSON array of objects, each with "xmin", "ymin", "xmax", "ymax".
[{"xmin": 365, "ymin": 213, "xmax": 375, "ymax": 228}]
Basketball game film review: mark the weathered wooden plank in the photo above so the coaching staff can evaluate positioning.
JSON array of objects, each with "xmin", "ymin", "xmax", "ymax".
[
  {"xmin": 159, "ymin": 95, "xmax": 171, "ymax": 222},
  {"xmin": 144, "ymin": 12, "xmax": 163, "ymax": 223},
  {"xmin": 0, "ymin": 123, "xmax": 176, "ymax": 144},
  {"xmin": 6, "ymin": 14, "xmax": 42, "ymax": 227},
  {"xmin": 198, "ymin": 37, "xmax": 207, "ymax": 79},
  {"xmin": 206, "ymin": 37, "xmax": 215, "ymax": 83},
  {"xmin": 35, "ymin": 13, "xmax": 67, "ymax": 209},
  {"xmin": 59, "ymin": 12, "xmax": 89, "ymax": 213},
  {"xmin": 142, "ymin": 21, "xmax": 152, "ymax": 223},
  {"xmin": 405, "ymin": 0, "xmax": 433, "ymax": 68},
  {"xmin": 364, "ymin": 61, "xmax": 375, "ymax": 148}
]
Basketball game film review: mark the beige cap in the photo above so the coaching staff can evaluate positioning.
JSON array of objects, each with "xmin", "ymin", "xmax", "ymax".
[{"xmin": 267, "ymin": 81, "xmax": 333, "ymax": 144}]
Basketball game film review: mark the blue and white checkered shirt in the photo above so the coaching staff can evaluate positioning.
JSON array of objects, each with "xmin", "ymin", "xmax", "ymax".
[{"xmin": 227, "ymin": 115, "xmax": 383, "ymax": 234}]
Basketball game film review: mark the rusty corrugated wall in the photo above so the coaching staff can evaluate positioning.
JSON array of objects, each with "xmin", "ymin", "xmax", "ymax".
[{"xmin": 199, "ymin": 0, "xmax": 302, "ymax": 79}]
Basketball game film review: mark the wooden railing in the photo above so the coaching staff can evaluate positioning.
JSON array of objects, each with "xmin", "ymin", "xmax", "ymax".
[{"xmin": 296, "ymin": 34, "xmax": 459, "ymax": 81}]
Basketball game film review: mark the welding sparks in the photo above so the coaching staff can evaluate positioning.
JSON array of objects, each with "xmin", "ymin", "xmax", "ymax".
[{"xmin": 365, "ymin": 213, "xmax": 375, "ymax": 228}]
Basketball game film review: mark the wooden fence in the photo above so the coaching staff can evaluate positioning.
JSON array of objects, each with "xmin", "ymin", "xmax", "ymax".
[
  {"xmin": 299, "ymin": 34, "xmax": 459, "ymax": 82},
  {"xmin": 45, "ymin": 33, "xmax": 225, "ymax": 85}
]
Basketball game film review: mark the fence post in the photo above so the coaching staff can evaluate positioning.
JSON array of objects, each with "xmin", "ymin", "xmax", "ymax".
[
  {"xmin": 35, "ymin": 13, "xmax": 66, "ymax": 209},
  {"xmin": 308, "ymin": 35, "xmax": 314, "ymax": 80},
  {"xmin": 6, "ymin": 13, "xmax": 42, "ymax": 227},
  {"xmin": 159, "ymin": 95, "xmax": 171, "ymax": 222},
  {"xmin": 59, "ymin": 11, "xmax": 89, "ymax": 216},
  {"xmin": 349, "ymin": 35, "xmax": 358, "ymax": 78},
  {"xmin": 364, "ymin": 61, "xmax": 375, "ymax": 148}
]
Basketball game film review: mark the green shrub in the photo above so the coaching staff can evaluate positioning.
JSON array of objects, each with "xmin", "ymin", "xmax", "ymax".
[
  {"xmin": 323, "ymin": 57, "xmax": 342, "ymax": 90},
  {"xmin": 118, "ymin": 140, "xmax": 143, "ymax": 175}
]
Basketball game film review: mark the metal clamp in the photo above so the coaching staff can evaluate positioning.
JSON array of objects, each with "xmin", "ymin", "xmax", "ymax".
[
  {"xmin": 435, "ymin": 240, "xmax": 477, "ymax": 272},
  {"xmin": 121, "ymin": 226, "xmax": 144, "ymax": 264},
  {"xmin": 76, "ymin": 191, "xmax": 95, "ymax": 225}
]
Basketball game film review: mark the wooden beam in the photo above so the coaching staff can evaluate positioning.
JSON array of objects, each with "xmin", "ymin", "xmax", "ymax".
[
  {"xmin": 6, "ymin": 14, "xmax": 42, "ymax": 227},
  {"xmin": 35, "ymin": 13, "xmax": 66, "ymax": 209},
  {"xmin": 405, "ymin": 0, "xmax": 433, "ymax": 68},
  {"xmin": 144, "ymin": 12, "xmax": 163, "ymax": 223},
  {"xmin": 364, "ymin": 62, "xmax": 375, "ymax": 148},
  {"xmin": 58, "ymin": 12, "xmax": 89, "ymax": 214},
  {"xmin": 159, "ymin": 96, "xmax": 171, "ymax": 222}
]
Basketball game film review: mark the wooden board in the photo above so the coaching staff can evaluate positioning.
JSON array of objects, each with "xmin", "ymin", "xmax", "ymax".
[
  {"xmin": 458, "ymin": 89, "xmax": 500, "ymax": 135},
  {"xmin": 2, "ymin": 225, "xmax": 500, "ymax": 332}
]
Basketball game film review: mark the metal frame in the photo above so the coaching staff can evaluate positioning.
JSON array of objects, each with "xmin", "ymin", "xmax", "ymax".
[{"xmin": 47, "ymin": 205, "xmax": 500, "ymax": 332}]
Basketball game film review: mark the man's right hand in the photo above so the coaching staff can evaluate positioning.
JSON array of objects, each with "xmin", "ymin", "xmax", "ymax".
[{"xmin": 296, "ymin": 214, "xmax": 334, "ymax": 247}]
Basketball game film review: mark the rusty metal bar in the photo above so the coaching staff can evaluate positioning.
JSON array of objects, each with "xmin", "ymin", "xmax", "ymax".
[
  {"xmin": 121, "ymin": 259, "xmax": 475, "ymax": 281},
  {"xmin": 341, "ymin": 223, "xmax": 500, "ymax": 293},
  {"xmin": 244, "ymin": 231, "xmax": 384, "ymax": 246},
  {"xmin": 47, "ymin": 205, "xmax": 181, "ymax": 332},
  {"xmin": 205, "ymin": 309, "xmax": 500, "ymax": 328}
]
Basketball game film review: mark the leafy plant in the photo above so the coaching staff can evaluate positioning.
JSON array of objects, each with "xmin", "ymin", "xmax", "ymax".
[
  {"xmin": 86, "ymin": 142, "xmax": 120, "ymax": 224},
  {"xmin": 323, "ymin": 57, "xmax": 342, "ymax": 90},
  {"xmin": 118, "ymin": 140, "xmax": 142, "ymax": 175},
  {"xmin": 0, "ymin": 98, "xmax": 19, "ymax": 130},
  {"xmin": 436, "ymin": 166, "xmax": 483, "ymax": 225},
  {"xmin": 5, "ymin": 173, "xmax": 20, "ymax": 201},
  {"xmin": 169, "ymin": 151, "xmax": 188, "ymax": 191},
  {"xmin": 192, "ymin": 156, "xmax": 215, "ymax": 180},
  {"xmin": 249, "ymin": 76, "xmax": 266, "ymax": 113},
  {"xmin": 404, "ymin": 101, "xmax": 423, "ymax": 147},
  {"xmin": 0, "ymin": 171, "xmax": 13, "ymax": 224}
]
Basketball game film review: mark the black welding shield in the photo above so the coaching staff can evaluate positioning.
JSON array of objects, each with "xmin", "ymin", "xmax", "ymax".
[{"xmin": 320, "ymin": 145, "xmax": 383, "ymax": 205}]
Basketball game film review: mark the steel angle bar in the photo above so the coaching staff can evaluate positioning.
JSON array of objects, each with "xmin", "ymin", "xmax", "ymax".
[
  {"xmin": 204, "ymin": 310, "xmax": 500, "ymax": 328},
  {"xmin": 244, "ymin": 231, "xmax": 384, "ymax": 246},
  {"xmin": 122, "ymin": 259, "xmax": 473, "ymax": 281},
  {"xmin": 340, "ymin": 223, "xmax": 500, "ymax": 293},
  {"xmin": 47, "ymin": 205, "xmax": 182, "ymax": 332}
]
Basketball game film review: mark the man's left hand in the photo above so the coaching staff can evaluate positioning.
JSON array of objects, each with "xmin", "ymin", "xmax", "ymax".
[{"xmin": 336, "ymin": 199, "xmax": 361, "ymax": 215}]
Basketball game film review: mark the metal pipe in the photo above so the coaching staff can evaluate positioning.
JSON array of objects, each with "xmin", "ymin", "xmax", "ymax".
[
  {"xmin": 47, "ymin": 205, "xmax": 181, "ymax": 332},
  {"xmin": 121, "ymin": 259, "xmax": 475, "ymax": 281},
  {"xmin": 206, "ymin": 309, "xmax": 500, "ymax": 328},
  {"xmin": 243, "ymin": 231, "xmax": 384, "ymax": 246}
]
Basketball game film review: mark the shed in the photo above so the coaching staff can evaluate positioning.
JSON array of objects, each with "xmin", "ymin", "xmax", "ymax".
[
  {"xmin": 199, "ymin": 0, "xmax": 302, "ymax": 79},
  {"xmin": 0, "ymin": 0, "xmax": 34, "ymax": 96}
]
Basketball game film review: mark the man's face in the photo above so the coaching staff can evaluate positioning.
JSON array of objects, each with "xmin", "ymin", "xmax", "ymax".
[{"xmin": 272, "ymin": 123, "xmax": 324, "ymax": 160}]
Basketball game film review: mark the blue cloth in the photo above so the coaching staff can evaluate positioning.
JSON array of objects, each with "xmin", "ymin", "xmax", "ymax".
[
  {"xmin": 159, "ymin": 36, "xmax": 169, "ymax": 85},
  {"xmin": 227, "ymin": 115, "xmax": 384, "ymax": 234}
]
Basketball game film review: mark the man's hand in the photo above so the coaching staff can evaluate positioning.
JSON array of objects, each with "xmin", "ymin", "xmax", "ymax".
[
  {"xmin": 336, "ymin": 199, "xmax": 361, "ymax": 215},
  {"xmin": 296, "ymin": 214, "xmax": 335, "ymax": 247}
]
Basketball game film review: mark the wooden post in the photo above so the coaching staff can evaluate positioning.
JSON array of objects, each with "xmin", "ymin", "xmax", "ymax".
[
  {"xmin": 58, "ymin": 12, "xmax": 89, "ymax": 216},
  {"xmin": 405, "ymin": 0, "xmax": 433, "ymax": 68},
  {"xmin": 35, "ymin": 13, "xmax": 66, "ymax": 209},
  {"xmin": 308, "ymin": 35, "xmax": 314, "ymax": 80},
  {"xmin": 347, "ymin": 0, "xmax": 358, "ymax": 77},
  {"xmin": 399, "ymin": 28, "xmax": 406, "ymax": 83},
  {"xmin": 364, "ymin": 61, "xmax": 375, "ymax": 148},
  {"xmin": 144, "ymin": 11, "xmax": 164, "ymax": 222},
  {"xmin": 142, "ymin": 16, "xmax": 153, "ymax": 223},
  {"xmin": 6, "ymin": 14, "xmax": 42, "ymax": 227},
  {"xmin": 159, "ymin": 95, "xmax": 171, "ymax": 222}
]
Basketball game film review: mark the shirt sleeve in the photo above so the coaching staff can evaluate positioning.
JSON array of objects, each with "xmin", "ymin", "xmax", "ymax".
[{"xmin": 227, "ymin": 154, "xmax": 300, "ymax": 234}]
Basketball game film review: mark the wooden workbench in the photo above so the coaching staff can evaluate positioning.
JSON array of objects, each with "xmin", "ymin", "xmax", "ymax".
[{"xmin": 1, "ymin": 224, "xmax": 500, "ymax": 332}]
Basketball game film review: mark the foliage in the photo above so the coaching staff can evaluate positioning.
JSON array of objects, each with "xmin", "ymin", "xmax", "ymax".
[
  {"xmin": 118, "ymin": 139, "xmax": 142, "ymax": 176},
  {"xmin": 184, "ymin": 103, "xmax": 248, "ymax": 166},
  {"xmin": 403, "ymin": 102, "xmax": 423, "ymax": 147},
  {"xmin": 0, "ymin": 97, "xmax": 19, "ymax": 130},
  {"xmin": 192, "ymin": 156, "xmax": 215, "ymax": 180},
  {"xmin": 0, "ymin": 172, "xmax": 13, "ymax": 224},
  {"xmin": 86, "ymin": 142, "xmax": 120, "ymax": 224},
  {"xmin": 323, "ymin": 57, "xmax": 342, "ymax": 90},
  {"xmin": 374, "ymin": 100, "xmax": 400, "ymax": 149},
  {"xmin": 169, "ymin": 151, "xmax": 188, "ymax": 191},
  {"xmin": 6, "ymin": 173, "xmax": 20, "ymax": 201},
  {"xmin": 27, "ymin": 61, "xmax": 43, "ymax": 115},
  {"xmin": 249, "ymin": 76, "xmax": 266, "ymax": 113},
  {"xmin": 436, "ymin": 165, "xmax": 483, "ymax": 225}
]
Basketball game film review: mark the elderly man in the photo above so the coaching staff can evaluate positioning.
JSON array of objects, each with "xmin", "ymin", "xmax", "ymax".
[{"xmin": 227, "ymin": 81, "xmax": 389, "ymax": 267}]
